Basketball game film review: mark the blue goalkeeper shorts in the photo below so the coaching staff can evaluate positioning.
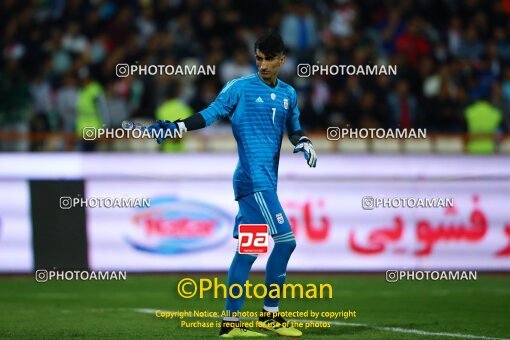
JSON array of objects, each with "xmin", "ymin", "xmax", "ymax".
[{"xmin": 233, "ymin": 190, "xmax": 292, "ymax": 237}]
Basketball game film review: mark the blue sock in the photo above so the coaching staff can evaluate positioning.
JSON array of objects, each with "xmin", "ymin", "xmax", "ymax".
[
  {"xmin": 264, "ymin": 232, "xmax": 296, "ymax": 308},
  {"xmin": 224, "ymin": 252, "xmax": 258, "ymax": 317}
]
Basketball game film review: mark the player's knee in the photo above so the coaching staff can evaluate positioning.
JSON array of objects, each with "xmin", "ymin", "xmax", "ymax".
[
  {"xmin": 277, "ymin": 238, "xmax": 296, "ymax": 255},
  {"xmin": 287, "ymin": 239, "xmax": 297, "ymax": 253},
  {"xmin": 239, "ymin": 253, "xmax": 258, "ymax": 265}
]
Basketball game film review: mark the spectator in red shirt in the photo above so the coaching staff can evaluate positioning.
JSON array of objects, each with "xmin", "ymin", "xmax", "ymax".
[{"xmin": 395, "ymin": 18, "xmax": 431, "ymax": 67}]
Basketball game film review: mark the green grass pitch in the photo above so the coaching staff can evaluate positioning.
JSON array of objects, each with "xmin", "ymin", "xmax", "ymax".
[{"xmin": 0, "ymin": 273, "xmax": 509, "ymax": 339}]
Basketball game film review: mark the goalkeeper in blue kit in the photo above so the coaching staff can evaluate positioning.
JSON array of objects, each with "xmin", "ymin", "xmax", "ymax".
[{"xmin": 148, "ymin": 32, "xmax": 316, "ymax": 337}]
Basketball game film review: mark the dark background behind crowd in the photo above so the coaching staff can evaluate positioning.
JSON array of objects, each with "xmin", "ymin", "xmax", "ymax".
[{"xmin": 1, "ymin": 0, "xmax": 510, "ymax": 151}]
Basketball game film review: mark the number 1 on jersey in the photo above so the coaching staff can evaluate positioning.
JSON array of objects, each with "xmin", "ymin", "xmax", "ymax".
[{"xmin": 272, "ymin": 107, "xmax": 276, "ymax": 124}]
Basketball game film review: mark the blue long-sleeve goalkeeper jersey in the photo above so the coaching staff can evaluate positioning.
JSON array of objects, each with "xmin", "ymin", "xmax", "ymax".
[{"xmin": 199, "ymin": 73, "xmax": 302, "ymax": 200}]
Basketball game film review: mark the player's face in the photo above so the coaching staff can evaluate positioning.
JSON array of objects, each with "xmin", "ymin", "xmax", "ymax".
[{"xmin": 255, "ymin": 49, "xmax": 285, "ymax": 83}]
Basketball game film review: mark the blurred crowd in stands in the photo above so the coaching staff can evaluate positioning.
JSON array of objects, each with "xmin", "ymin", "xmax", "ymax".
[{"xmin": 1, "ymin": 0, "xmax": 510, "ymax": 151}]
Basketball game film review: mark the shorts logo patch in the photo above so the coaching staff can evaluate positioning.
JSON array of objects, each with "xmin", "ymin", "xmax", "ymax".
[{"xmin": 276, "ymin": 213, "xmax": 284, "ymax": 224}]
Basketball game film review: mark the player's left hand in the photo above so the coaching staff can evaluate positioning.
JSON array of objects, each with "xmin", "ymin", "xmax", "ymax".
[
  {"xmin": 293, "ymin": 137, "xmax": 317, "ymax": 168},
  {"xmin": 146, "ymin": 120, "xmax": 178, "ymax": 144}
]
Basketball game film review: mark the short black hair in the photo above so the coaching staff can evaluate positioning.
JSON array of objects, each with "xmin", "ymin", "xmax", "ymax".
[{"xmin": 254, "ymin": 31, "xmax": 285, "ymax": 57}]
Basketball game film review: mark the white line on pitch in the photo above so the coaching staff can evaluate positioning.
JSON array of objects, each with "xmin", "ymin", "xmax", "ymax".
[{"xmin": 133, "ymin": 308, "xmax": 508, "ymax": 340}]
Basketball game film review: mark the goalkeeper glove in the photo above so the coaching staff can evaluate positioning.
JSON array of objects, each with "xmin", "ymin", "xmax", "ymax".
[
  {"xmin": 293, "ymin": 136, "xmax": 317, "ymax": 168},
  {"xmin": 146, "ymin": 120, "xmax": 186, "ymax": 144}
]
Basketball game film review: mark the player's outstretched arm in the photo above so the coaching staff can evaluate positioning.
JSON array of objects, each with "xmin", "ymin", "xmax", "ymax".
[
  {"xmin": 147, "ymin": 78, "xmax": 239, "ymax": 144},
  {"xmin": 146, "ymin": 113, "xmax": 207, "ymax": 144},
  {"xmin": 290, "ymin": 131, "xmax": 317, "ymax": 168}
]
